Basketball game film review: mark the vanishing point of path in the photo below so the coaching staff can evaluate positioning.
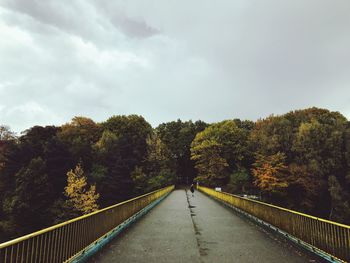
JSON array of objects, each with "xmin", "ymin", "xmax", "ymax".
[{"xmin": 90, "ymin": 190, "xmax": 323, "ymax": 263}]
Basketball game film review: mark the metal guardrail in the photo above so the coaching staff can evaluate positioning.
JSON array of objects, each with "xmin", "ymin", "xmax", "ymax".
[
  {"xmin": 198, "ymin": 186, "xmax": 350, "ymax": 262},
  {"xmin": 0, "ymin": 185, "xmax": 174, "ymax": 263}
]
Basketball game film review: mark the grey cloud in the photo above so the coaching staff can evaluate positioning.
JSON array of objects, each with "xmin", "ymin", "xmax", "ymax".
[
  {"xmin": 0, "ymin": 0, "xmax": 349, "ymax": 133},
  {"xmin": 89, "ymin": 0, "xmax": 160, "ymax": 38},
  {"xmin": 111, "ymin": 15, "xmax": 160, "ymax": 38}
]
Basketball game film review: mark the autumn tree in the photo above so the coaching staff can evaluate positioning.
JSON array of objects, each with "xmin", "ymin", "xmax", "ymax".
[
  {"xmin": 249, "ymin": 107, "xmax": 350, "ymax": 221},
  {"xmin": 65, "ymin": 164, "xmax": 99, "ymax": 214},
  {"xmin": 252, "ymin": 152, "xmax": 288, "ymax": 199}
]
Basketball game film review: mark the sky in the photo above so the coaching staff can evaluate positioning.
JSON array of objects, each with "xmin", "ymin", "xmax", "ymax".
[{"xmin": 0, "ymin": 0, "xmax": 350, "ymax": 133}]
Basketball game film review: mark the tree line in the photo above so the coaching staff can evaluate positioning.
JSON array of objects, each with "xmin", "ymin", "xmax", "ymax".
[
  {"xmin": 0, "ymin": 116, "xmax": 207, "ymax": 241},
  {"xmin": 1, "ymin": 107, "xmax": 350, "ymax": 241},
  {"xmin": 191, "ymin": 108, "xmax": 350, "ymax": 224}
]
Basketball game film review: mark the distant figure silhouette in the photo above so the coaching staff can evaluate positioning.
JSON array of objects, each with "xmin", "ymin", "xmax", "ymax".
[{"xmin": 190, "ymin": 183, "xmax": 194, "ymax": 197}]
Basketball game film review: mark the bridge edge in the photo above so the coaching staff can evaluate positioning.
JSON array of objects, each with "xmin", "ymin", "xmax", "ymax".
[
  {"xmin": 199, "ymin": 190, "xmax": 345, "ymax": 263},
  {"xmin": 69, "ymin": 190, "xmax": 173, "ymax": 263}
]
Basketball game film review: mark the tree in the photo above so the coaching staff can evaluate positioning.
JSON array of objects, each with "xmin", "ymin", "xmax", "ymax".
[
  {"xmin": 291, "ymin": 116, "xmax": 346, "ymax": 217},
  {"xmin": 95, "ymin": 115, "xmax": 152, "ymax": 205},
  {"xmin": 145, "ymin": 134, "xmax": 174, "ymax": 175},
  {"xmin": 131, "ymin": 133, "xmax": 176, "ymax": 194},
  {"xmin": 328, "ymin": 176, "xmax": 350, "ymax": 223},
  {"xmin": 191, "ymin": 139, "xmax": 229, "ymax": 186},
  {"xmin": 101, "ymin": 115, "xmax": 152, "ymax": 164},
  {"xmin": 286, "ymin": 163, "xmax": 322, "ymax": 211},
  {"xmin": 16, "ymin": 126, "xmax": 73, "ymax": 205},
  {"xmin": 65, "ymin": 164, "xmax": 99, "ymax": 214},
  {"xmin": 58, "ymin": 117, "xmax": 101, "ymax": 172},
  {"xmin": 191, "ymin": 120, "xmax": 249, "ymax": 186},
  {"xmin": 0, "ymin": 125, "xmax": 15, "ymax": 141},
  {"xmin": 0, "ymin": 126, "xmax": 17, "ymax": 201},
  {"xmin": 3, "ymin": 158, "xmax": 51, "ymax": 236},
  {"xmin": 94, "ymin": 129, "xmax": 134, "ymax": 205},
  {"xmin": 144, "ymin": 134, "xmax": 175, "ymax": 187},
  {"xmin": 249, "ymin": 116, "xmax": 294, "ymax": 160},
  {"xmin": 131, "ymin": 166, "xmax": 149, "ymax": 194},
  {"xmin": 1, "ymin": 126, "xmax": 72, "ymax": 238},
  {"xmin": 2, "ymin": 108, "xmax": 350, "ymax": 240},
  {"xmin": 252, "ymin": 152, "xmax": 288, "ymax": 199},
  {"xmin": 226, "ymin": 168, "xmax": 251, "ymax": 194},
  {"xmin": 249, "ymin": 108, "xmax": 350, "ymax": 219},
  {"xmin": 156, "ymin": 120, "xmax": 208, "ymax": 184}
]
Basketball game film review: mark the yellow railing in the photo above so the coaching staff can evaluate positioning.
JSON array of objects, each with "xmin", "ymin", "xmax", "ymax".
[
  {"xmin": 0, "ymin": 185, "xmax": 174, "ymax": 263},
  {"xmin": 198, "ymin": 186, "xmax": 350, "ymax": 262}
]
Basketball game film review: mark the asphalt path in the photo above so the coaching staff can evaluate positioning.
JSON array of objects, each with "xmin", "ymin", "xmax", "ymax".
[{"xmin": 89, "ymin": 189, "xmax": 322, "ymax": 263}]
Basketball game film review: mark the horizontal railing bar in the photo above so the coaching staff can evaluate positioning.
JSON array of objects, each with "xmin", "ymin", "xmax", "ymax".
[{"xmin": 211, "ymin": 188, "xmax": 350, "ymax": 229}]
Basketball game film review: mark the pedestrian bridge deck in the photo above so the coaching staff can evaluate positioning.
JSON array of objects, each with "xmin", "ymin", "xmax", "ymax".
[{"xmin": 90, "ymin": 190, "xmax": 319, "ymax": 263}]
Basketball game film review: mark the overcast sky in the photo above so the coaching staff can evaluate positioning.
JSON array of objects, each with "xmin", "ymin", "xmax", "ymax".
[{"xmin": 0, "ymin": 0, "xmax": 350, "ymax": 133}]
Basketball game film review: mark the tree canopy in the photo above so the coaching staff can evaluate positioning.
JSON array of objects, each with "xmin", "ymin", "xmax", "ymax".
[{"xmin": 1, "ymin": 107, "xmax": 350, "ymax": 242}]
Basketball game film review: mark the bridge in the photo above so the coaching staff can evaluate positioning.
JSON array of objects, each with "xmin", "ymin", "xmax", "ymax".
[{"xmin": 0, "ymin": 186, "xmax": 349, "ymax": 263}]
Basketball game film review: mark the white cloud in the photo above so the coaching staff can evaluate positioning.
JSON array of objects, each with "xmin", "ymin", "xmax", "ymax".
[
  {"xmin": 70, "ymin": 36, "xmax": 151, "ymax": 69},
  {"xmin": 1, "ymin": 101, "xmax": 63, "ymax": 131}
]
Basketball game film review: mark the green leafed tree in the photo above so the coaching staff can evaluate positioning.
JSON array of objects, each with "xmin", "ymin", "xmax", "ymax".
[
  {"xmin": 132, "ymin": 133, "xmax": 175, "ymax": 194},
  {"xmin": 156, "ymin": 120, "xmax": 208, "ymax": 184},
  {"xmin": 328, "ymin": 175, "xmax": 350, "ymax": 223},
  {"xmin": 2, "ymin": 157, "xmax": 51, "ymax": 236},
  {"xmin": 226, "ymin": 168, "xmax": 251, "ymax": 194},
  {"xmin": 192, "ymin": 138, "xmax": 229, "ymax": 186},
  {"xmin": 58, "ymin": 117, "xmax": 101, "ymax": 175},
  {"xmin": 191, "ymin": 138, "xmax": 229, "ymax": 186},
  {"xmin": 95, "ymin": 115, "xmax": 153, "ymax": 205},
  {"xmin": 191, "ymin": 120, "xmax": 249, "ymax": 186}
]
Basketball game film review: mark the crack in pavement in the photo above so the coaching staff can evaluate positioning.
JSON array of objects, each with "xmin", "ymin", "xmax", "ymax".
[{"xmin": 185, "ymin": 189, "xmax": 208, "ymax": 262}]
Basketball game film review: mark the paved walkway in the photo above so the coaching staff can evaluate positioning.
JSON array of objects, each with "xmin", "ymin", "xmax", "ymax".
[{"xmin": 89, "ymin": 190, "xmax": 321, "ymax": 263}]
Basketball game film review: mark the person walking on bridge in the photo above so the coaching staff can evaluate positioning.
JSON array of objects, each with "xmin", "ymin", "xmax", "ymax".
[{"xmin": 190, "ymin": 183, "xmax": 195, "ymax": 197}]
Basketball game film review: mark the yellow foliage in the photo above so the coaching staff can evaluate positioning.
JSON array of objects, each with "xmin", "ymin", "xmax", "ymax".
[{"xmin": 65, "ymin": 164, "xmax": 99, "ymax": 214}]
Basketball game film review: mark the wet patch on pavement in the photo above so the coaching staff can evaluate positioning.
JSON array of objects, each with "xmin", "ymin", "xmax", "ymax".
[{"xmin": 185, "ymin": 189, "xmax": 210, "ymax": 260}]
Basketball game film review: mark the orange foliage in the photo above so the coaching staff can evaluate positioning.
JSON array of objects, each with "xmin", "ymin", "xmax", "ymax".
[{"xmin": 252, "ymin": 153, "xmax": 288, "ymax": 192}]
